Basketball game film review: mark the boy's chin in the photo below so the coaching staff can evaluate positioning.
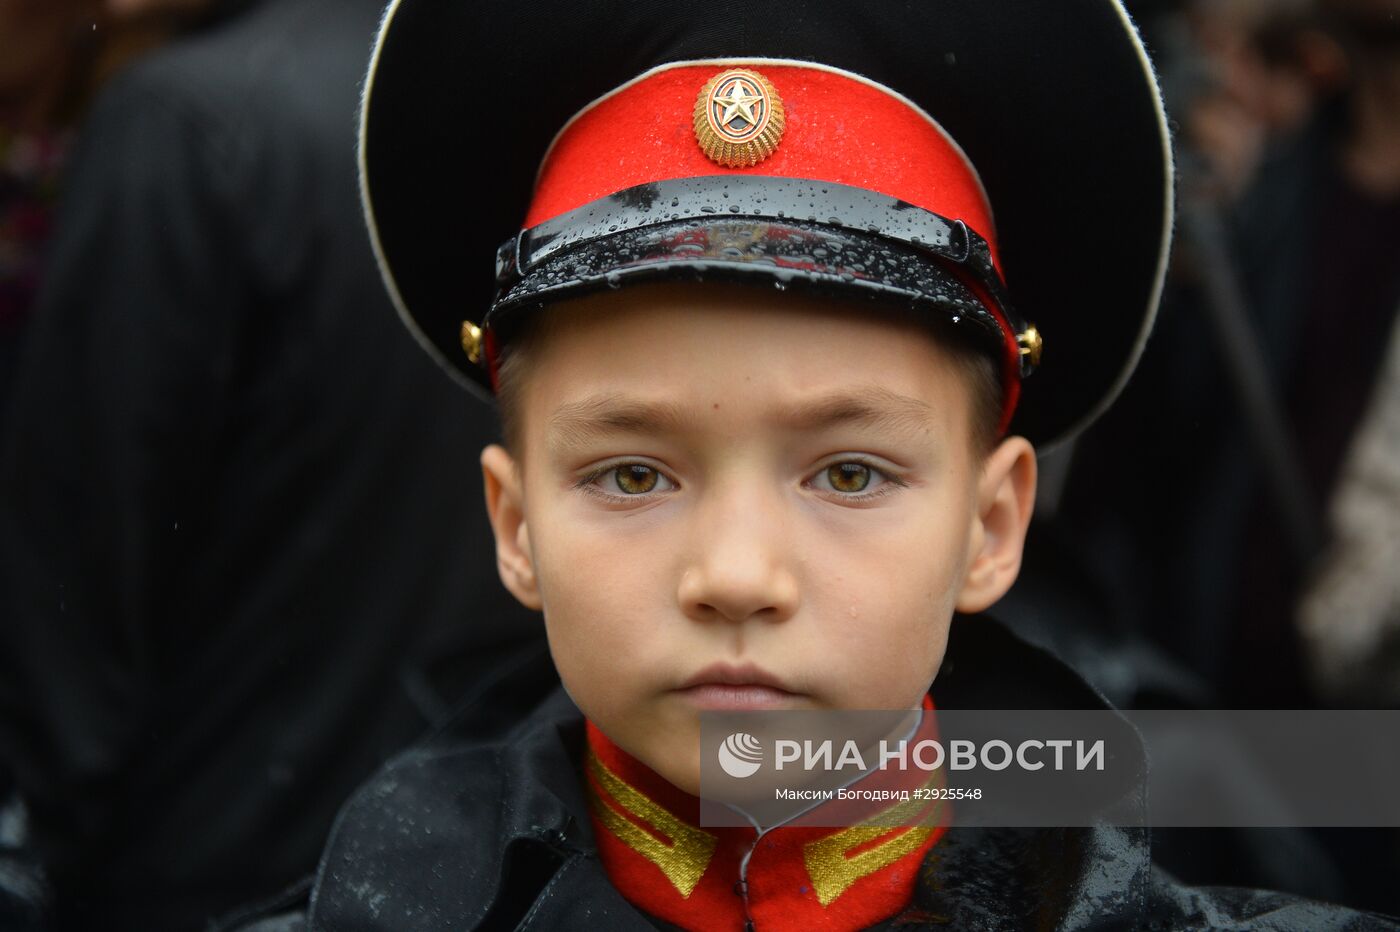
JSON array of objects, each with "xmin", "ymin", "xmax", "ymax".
[{"xmin": 642, "ymin": 748, "xmax": 703, "ymax": 797}]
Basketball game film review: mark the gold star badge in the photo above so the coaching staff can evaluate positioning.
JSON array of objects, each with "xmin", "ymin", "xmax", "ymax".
[{"xmin": 693, "ymin": 68, "xmax": 785, "ymax": 168}]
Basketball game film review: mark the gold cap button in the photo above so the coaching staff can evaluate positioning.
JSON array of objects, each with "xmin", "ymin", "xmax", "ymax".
[
  {"xmin": 1017, "ymin": 325, "xmax": 1043, "ymax": 368},
  {"xmin": 460, "ymin": 320, "xmax": 484, "ymax": 365}
]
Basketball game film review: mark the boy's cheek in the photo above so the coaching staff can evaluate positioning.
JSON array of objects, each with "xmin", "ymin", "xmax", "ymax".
[
  {"xmin": 800, "ymin": 543, "xmax": 961, "ymax": 701},
  {"xmin": 816, "ymin": 614, "xmax": 952, "ymax": 709},
  {"xmin": 551, "ymin": 642, "xmax": 705, "ymax": 793},
  {"xmin": 534, "ymin": 544, "xmax": 676, "ymax": 704}
]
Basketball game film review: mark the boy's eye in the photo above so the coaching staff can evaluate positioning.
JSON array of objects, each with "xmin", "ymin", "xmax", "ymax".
[
  {"xmin": 809, "ymin": 459, "xmax": 905, "ymax": 499},
  {"xmin": 826, "ymin": 462, "xmax": 872, "ymax": 493},
  {"xmin": 615, "ymin": 464, "xmax": 661, "ymax": 494},
  {"xmin": 579, "ymin": 461, "xmax": 677, "ymax": 499}
]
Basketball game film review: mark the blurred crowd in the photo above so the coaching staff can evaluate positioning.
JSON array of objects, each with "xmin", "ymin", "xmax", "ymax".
[
  {"xmin": 2, "ymin": 0, "xmax": 534, "ymax": 928},
  {"xmin": 1045, "ymin": 0, "xmax": 1400, "ymax": 709},
  {"xmin": 1035, "ymin": 0, "xmax": 1400, "ymax": 910},
  {"xmin": 1, "ymin": 0, "xmax": 1398, "ymax": 928}
]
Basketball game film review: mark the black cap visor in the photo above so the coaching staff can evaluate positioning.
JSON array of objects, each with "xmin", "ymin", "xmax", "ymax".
[{"xmin": 488, "ymin": 177, "xmax": 1022, "ymax": 370}]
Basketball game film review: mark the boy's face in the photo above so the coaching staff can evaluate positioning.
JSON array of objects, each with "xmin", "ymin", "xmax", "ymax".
[{"xmin": 482, "ymin": 283, "xmax": 1036, "ymax": 794}]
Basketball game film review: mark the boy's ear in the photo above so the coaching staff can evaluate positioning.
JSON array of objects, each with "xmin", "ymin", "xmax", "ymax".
[
  {"xmin": 480, "ymin": 444, "xmax": 544, "ymax": 611},
  {"xmin": 955, "ymin": 436, "xmax": 1037, "ymax": 614}
]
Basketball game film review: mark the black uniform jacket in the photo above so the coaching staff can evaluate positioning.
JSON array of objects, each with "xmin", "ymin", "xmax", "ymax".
[{"xmin": 222, "ymin": 620, "xmax": 1399, "ymax": 932}]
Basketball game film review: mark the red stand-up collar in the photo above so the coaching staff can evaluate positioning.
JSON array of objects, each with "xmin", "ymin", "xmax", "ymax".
[{"xmin": 584, "ymin": 696, "xmax": 947, "ymax": 931}]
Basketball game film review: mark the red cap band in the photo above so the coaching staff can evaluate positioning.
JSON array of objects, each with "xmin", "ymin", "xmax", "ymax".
[{"xmin": 530, "ymin": 63, "xmax": 997, "ymax": 251}]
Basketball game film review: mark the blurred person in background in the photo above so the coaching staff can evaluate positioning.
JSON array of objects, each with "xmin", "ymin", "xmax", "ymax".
[
  {"xmin": 0, "ymin": 0, "xmax": 199, "ymax": 434},
  {"xmin": 2, "ymin": 2, "xmax": 199, "ymax": 920},
  {"xmin": 1179, "ymin": 0, "xmax": 1346, "ymax": 197},
  {"xmin": 1176, "ymin": 0, "xmax": 1400, "ymax": 707},
  {"xmin": 1051, "ymin": 0, "xmax": 1400, "ymax": 912},
  {"xmin": 0, "ymin": 0, "xmax": 538, "ymax": 928},
  {"xmin": 0, "ymin": 3, "xmax": 89, "ymax": 402},
  {"xmin": 1291, "ymin": 0, "xmax": 1400, "ymax": 706},
  {"xmin": 1065, "ymin": 0, "xmax": 1399, "ymax": 715}
]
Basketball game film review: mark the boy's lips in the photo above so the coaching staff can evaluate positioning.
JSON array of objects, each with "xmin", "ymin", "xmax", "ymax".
[{"xmin": 673, "ymin": 663, "xmax": 802, "ymax": 711}]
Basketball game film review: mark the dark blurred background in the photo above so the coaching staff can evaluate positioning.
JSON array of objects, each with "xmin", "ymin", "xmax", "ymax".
[
  {"xmin": 1, "ymin": 0, "xmax": 1398, "ymax": 928},
  {"xmin": 1, "ymin": 0, "xmax": 538, "ymax": 928},
  {"xmin": 1001, "ymin": 0, "xmax": 1400, "ymax": 918}
]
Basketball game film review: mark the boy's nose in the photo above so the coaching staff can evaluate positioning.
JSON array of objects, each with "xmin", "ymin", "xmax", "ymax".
[{"xmin": 676, "ymin": 488, "xmax": 801, "ymax": 625}]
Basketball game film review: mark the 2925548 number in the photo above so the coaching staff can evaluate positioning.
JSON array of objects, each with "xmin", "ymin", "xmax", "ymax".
[{"xmin": 913, "ymin": 787, "xmax": 982, "ymax": 800}]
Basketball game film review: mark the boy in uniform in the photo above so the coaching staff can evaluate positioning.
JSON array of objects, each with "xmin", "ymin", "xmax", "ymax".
[{"xmin": 225, "ymin": 0, "xmax": 1400, "ymax": 928}]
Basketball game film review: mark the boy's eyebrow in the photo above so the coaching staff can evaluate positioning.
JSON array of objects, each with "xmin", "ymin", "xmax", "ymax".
[
  {"xmin": 781, "ymin": 386, "xmax": 936, "ymax": 436},
  {"xmin": 548, "ymin": 395, "xmax": 691, "ymax": 446},
  {"xmin": 546, "ymin": 385, "xmax": 938, "ymax": 448}
]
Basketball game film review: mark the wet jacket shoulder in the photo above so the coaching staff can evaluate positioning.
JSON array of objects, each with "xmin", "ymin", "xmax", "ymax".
[{"xmin": 222, "ymin": 621, "xmax": 1400, "ymax": 931}]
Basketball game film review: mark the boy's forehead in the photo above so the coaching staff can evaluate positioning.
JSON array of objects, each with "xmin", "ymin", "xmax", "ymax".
[
  {"xmin": 530, "ymin": 281, "xmax": 973, "ymax": 370},
  {"xmin": 522, "ymin": 284, "xmax": 974, "ymax": 442}
]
